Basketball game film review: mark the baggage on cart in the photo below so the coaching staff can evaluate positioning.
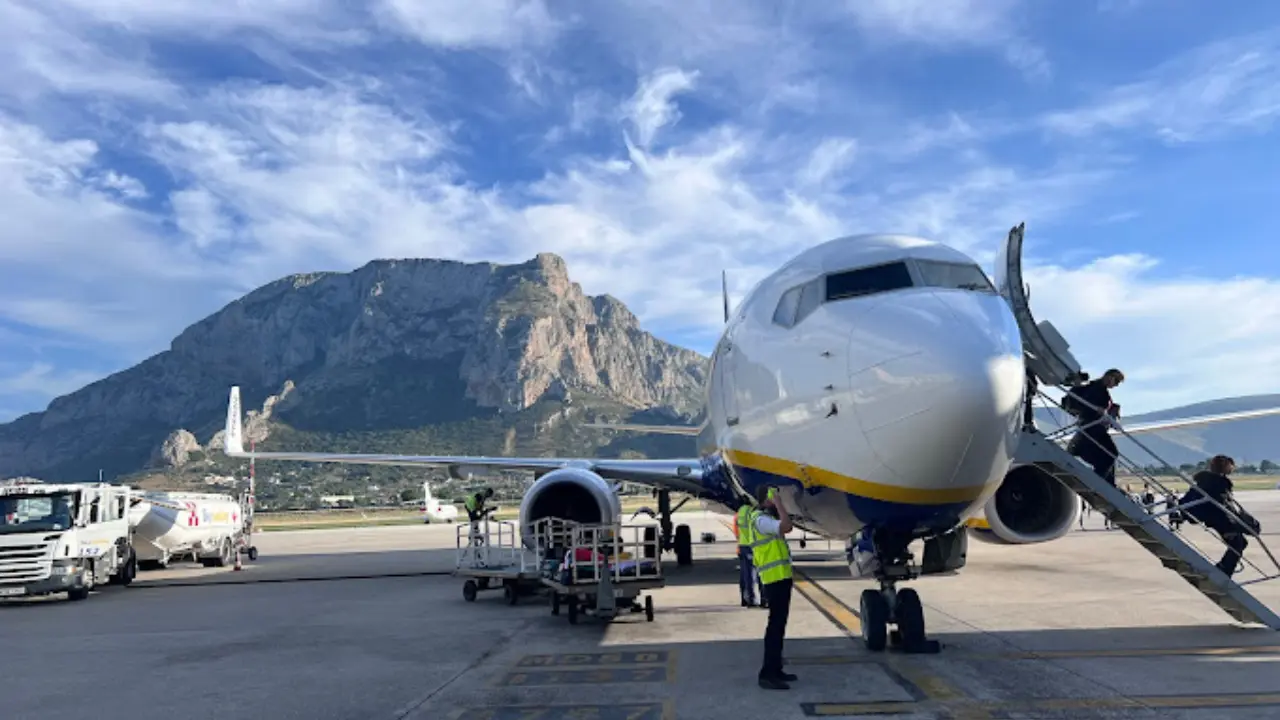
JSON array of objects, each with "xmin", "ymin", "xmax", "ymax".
[
  {"xmin": 532, "ymin": 518, "xmax": 664, "ymax": 624},
  {"xmin": 453, "ymin": 518, "xmax": 541, "ymax": 604}
]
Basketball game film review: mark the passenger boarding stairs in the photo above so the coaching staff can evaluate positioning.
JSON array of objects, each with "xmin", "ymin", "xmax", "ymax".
[
  {"xmin": 994, "ymin": 221, "xmax": 1279, "ymax": 629},
  {"xmin": 1022, "ymin": 390, "xmax": 1280, "ymax": 630}
]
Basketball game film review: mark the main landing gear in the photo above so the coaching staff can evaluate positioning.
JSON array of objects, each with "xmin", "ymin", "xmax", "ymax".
[
  {"xmin": 858, "ymin": 530, "xmax": 941, "ymax": 654},
  {"xmin": 637, "ymin": 490, "xmax": 694, "ymax": 567}
]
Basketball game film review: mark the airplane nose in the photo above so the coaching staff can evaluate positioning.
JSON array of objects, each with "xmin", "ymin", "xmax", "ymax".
[{"xmin": 847, "ymin": 292, "xmax": 1024, "ymax": 490}]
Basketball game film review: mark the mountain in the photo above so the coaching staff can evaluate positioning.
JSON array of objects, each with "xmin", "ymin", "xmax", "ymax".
[
  {"xmin": 0, "ymin": 253, "xmax": 709, "ymax": 487},
  {"xmin": 1035, "ymin": 394, "xmax": 1280, "ymax": 468}
]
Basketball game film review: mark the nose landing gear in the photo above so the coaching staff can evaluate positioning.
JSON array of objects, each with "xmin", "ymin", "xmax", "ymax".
[{"xmin": 858, "ymin": 530, "xmax": 940, "ymax": 654}]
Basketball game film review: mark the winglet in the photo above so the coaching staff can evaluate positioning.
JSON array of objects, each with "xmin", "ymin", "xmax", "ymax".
[
  {"xmin": 224, "ymin": 386, "xmax": 245, "ymax": 456},
  {"xmin": 721, "ymin": 270, "xmax": 730, "ymax": 323}
]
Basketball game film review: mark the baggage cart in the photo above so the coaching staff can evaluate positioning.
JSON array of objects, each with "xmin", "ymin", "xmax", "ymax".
[
  {"xmin": 454, "ymin": 518, "xmax": 542, "ymax": 604},
  {"xmin": 532, "ymin": 518, "xmax": 664, "ymax": 624}
]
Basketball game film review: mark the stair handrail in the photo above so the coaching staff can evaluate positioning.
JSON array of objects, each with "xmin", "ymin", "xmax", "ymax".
[{"xmin": 1035, "ymin": 388, "xmax": 1280, "ymax": 583}]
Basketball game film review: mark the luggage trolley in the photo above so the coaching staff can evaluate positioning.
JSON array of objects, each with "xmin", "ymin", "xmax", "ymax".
[
  {"xmin": 532, "ymin": 518, "xmax": 664, "ymax": 624},
  {"xmin": 454, "ymin": 518, "xmax": 542, "ymax": 604}
]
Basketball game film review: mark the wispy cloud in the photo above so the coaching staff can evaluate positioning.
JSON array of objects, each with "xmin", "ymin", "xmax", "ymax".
[{"xmin": 1043, "ymin": 30, "xmax": 1280, "ymax": 141}]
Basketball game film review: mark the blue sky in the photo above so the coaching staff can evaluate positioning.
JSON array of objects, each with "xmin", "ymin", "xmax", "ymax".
[{"xmin": 2, "ymin": 0, "xmax": 1280, "ymax": 421}]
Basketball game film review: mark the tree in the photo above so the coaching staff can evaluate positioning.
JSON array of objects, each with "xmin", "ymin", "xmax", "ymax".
[
  {"xmin": 1261, "ymin": 459, "xmax": 1278, "ymax": 474},
  {"xmin": 400, "ymin": 488, "xmax": 418, "ymax": 502}
]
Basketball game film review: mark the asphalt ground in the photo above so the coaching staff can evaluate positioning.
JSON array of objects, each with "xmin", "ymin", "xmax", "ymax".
[{"xmin": 3, "ymin": 493, "xmax": 1279, "ymax": 719}]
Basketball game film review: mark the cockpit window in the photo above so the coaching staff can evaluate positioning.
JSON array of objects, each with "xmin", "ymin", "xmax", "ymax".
[
  {"xmin": 825, "ymin": 261, "xmax": 914, "ymax": 302},
  {"xmin": 915, "ymin": 260, "xmax": 995, "ymax": 293},
  {"xmin": 772, "ymin": 286, "xmax": 802, "ymax": 327}
]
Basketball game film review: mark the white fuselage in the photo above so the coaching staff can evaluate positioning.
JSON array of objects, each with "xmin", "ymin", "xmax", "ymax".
[
  {"xmin": 423, "ymin": 483, "xmax": 459, "ymax": 523},
  {"xmin": 696, "ymin": 234, "xmax": 1026, "ymax": 540}
]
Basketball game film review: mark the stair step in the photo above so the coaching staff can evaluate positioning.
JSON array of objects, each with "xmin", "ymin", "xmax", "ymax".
[{"xmin": 1018, "ymin": 430, "xmax": 1280, "ymax": 630}]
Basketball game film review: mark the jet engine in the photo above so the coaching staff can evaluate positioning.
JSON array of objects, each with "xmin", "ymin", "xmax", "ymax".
[
  {"xmin": 968, "ymin": 464, "xmax": 1080, "ymax": 545},
  {"xmin": 517, "ymin": 467, "xmax": 622, "ymax": 547}
]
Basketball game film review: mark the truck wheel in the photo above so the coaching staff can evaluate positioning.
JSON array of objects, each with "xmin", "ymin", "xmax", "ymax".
[
  {"xmin": 645, "ymin": 595, "xmax": 654, "ymax": 622},
  {"xmin": 567, "ymin": 596, "xmax": 578, "ymax": 624},
  {"xmin": 504, "ymin": 583, "xmax": 518, "ymax": 605},
  {"xmin": 247, "ymin": 547, "xmax": 259, "ymax": 562},
  {"xmin": 212, "ymin": 538, "xmax": 233, "ymax": 568},
  {"xmin": 68, "ymin": 585, "xmax": 90, "ymax": 602},
  {"xmin": 463, "ymin": 580, "xmax": 478, "ymax": 602}
]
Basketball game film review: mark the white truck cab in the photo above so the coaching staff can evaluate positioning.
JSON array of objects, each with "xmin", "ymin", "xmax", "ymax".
[{"xmin": 0, "ymin": 482, "xmax": 137, "ymax": 601}]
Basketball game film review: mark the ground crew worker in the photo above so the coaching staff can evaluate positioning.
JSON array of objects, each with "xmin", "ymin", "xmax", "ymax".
[
  {"xmin": 464, "ymin": 488, "xmax": 496, "ymax": 562},
  {"xmin": 749, "ymin": 485, "xmax": 797, "ymax": 690},
  {"xmin": 734, "ymin": 501, "xmax": 765, "ymax": 607},
  {"xmin": 1067, "ymin": 369, "xmax": 1125, "ymax": 485}
]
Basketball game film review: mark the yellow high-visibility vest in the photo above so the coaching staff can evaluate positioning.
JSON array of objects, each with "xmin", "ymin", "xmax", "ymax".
[
  {"xmin": 735, "ymin": 505, "xmax": 754, "ymax": 547},
  {"xmin": 747, "ymin": 509, "xmax": 792, "ymax": 584}
]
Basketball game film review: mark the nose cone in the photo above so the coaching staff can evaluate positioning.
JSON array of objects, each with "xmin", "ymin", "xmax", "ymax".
[{"xmin": 847, "ymin": 291, "xmax": 1024, "ymax": 497}]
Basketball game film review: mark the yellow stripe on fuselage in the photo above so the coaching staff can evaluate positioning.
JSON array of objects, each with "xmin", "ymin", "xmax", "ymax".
[{"xmin": 723, "ymin": 448, "xmax": 992, "ymax": 506}]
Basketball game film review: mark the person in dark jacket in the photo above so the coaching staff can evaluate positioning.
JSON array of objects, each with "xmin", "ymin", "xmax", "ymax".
[
  {"xmin": 1066, "ymin": 369, "xmax": 1124, "ymax": 485},
  {"xmin": 1181, "ymin": 455, "xmax": 1260, "ymax": 577}
]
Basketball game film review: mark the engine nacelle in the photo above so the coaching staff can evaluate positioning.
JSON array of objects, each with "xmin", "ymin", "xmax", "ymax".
[
  {"xmin": 967, "ymin": 464, "xmax": 1080, "ymax": 545},
  {"xmin": 517, "ymin": 467, "xmax": 622, "ymax": 547}
]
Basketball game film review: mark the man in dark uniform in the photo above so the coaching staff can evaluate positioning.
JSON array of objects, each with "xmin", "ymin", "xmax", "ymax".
[
  {"xmin": 1182, "ymin": 455, "xmax": 1261, "ymax": 576},
  {"xmin": 1067, "ymin": 369, "xmax": 1124, "ymax": 485}
]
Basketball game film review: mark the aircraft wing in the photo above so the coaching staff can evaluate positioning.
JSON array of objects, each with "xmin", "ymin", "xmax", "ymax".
[
  {"xmin": 1112, "ymin": 406, "xmax": 1280, "ymax": 435},
  {"xmin": 221, "ymin": 387, "xmax": 706, "ymax": 495},
  {"xmin": 582, "ymin": 421, "xmax": 705, "ymax": 436}
]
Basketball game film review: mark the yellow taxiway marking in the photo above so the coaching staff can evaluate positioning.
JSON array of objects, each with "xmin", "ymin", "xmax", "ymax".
[
  {"xmin": 788, "ymin": 643, "xmax": 1280, "ymax": 664},
  {"xmin": 803, "ymin": 693, "xmax": 1280, "ymax": 716},
  {"xmin": 793, "ymin": 569, "xmax": 990, "ymax": 719}
]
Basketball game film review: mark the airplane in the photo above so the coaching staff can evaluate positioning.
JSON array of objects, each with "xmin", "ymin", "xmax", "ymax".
[
  {"xmin": 421, "ymin": 482, "xmax": 460, "ymax": 524},
  {"xmin": 219, "ymin": 223, "xmax": 1280, "ymax": 652}
]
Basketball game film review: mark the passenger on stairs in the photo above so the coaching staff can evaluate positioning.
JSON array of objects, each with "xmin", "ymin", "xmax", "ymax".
[
  {"xmin": 1181, "ymin": 456, "xmax": 1262, "ymax": 577},
  {"xmin": 1066, "ymin": 369, "xmax": 1125, "ymax": 486}
]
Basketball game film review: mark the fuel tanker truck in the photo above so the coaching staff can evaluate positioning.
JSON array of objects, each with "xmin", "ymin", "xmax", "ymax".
[{"xmin": 129, "ymin": 491, "xmax": 257, "ymax": 569}]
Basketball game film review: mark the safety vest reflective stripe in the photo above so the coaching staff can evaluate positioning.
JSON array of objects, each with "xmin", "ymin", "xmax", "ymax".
[
  {"xmin": 736, "ymin": 506, "xmax": 754, "ymax": 546},
  {"xmin": 747, "ymin": 509, "xmax": 792, "ymax": 584}
]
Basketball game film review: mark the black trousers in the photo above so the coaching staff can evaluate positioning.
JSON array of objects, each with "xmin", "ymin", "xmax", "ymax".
[
  {"xmin": 1070, "ymin": 427, "xmax": 1117, "ymax": 485},
  {"xmin": 1217, "ymin": 532, "xmax": 1249, "ymax": 576},
  {"xmin": 760, "ymin": 578, "xmax": 792, "ymax": 679}
]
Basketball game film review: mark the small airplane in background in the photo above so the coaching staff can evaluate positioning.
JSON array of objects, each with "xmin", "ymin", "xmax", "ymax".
[
  {"xmin": 221, "ymin": 223, "xmax": 1280, "ymax": 651},
  {"xmin": 421, "ymin": 482, "xmax": 459, "ymax": 524}
]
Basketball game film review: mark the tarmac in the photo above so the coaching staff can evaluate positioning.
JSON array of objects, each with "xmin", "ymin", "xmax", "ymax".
[{"xmin": 3, "ymin": 492, "xmax": 1280, "ymax": 720}]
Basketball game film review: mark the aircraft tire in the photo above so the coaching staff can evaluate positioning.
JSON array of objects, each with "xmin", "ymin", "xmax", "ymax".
[
  {"xmin": 674, "ymin": 524, "xmax": 693, "ymax": 566},
  {"xmin": 894, "ymin": 588, "xmax": 926, "ymax": 648},
  {"xmin": 859, "ymin": 589, "xmax": 889, "ymax": 652},
  {"xmin": 645, "ymin": 595, "xmax": 654, "ymax": 622}
]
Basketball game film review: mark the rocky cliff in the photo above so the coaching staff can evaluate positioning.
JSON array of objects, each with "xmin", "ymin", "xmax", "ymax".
[{"xmin": 0, "ymin": 253, "xmax": 709, "ymax": 481}]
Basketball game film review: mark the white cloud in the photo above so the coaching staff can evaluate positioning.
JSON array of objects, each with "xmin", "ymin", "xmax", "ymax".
[
  {"xmin": 0, "ymin": 362, "xmax": 101, "ymax": 400},
  {"xmin": 1043, "ymin": 30, "xmax": 1280, "ymax": 140},
  {"xmin": 1024, "ymin": 255, "xmax": 1280, "ymax": 413},
  {"xmin": 377, "ymin": 0, "xmax": 557, "ymax": 50},
  {"xmin": 841, "ymin": 0, "xmax": 1050, "ymax": 79},
  {"xmin": 622, "ymin": 68, "xmax": 699, "ymax": 149}
]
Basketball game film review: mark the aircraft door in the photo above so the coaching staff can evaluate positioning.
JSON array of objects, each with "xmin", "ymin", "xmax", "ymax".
[{"xmin": 995, "ymin": 223, "xmax": 1083, "ymax": 386}]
